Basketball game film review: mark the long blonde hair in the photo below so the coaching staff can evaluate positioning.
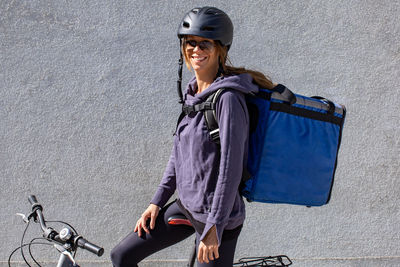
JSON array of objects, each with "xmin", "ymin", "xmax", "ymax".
[{"xmin": 182, "ymin": 38, "xmax": 275, "ymax": 90}]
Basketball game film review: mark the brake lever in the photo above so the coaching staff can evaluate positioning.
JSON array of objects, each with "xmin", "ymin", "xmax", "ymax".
[{"xmin": 16, "ymin": 213, "xmax": 29, "ymax": 224}]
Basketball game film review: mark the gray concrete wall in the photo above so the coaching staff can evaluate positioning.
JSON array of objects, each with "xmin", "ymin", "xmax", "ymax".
[{"xmin": 1, "ymin": 0, "xmax": 399, "ymax": 266}]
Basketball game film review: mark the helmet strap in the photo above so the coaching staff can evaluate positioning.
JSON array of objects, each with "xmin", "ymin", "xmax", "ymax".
[
  {"xmin": 216, "ymin": 57, "xmax": 224, "ymax": 79},
  {"xmin": 177, "ymin": 39, "xmax": 184, "ymax": 104}
]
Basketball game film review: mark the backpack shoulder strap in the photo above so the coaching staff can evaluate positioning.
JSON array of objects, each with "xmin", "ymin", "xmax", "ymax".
[
  {"xmin": 203, "ymin": 88, "xmax": 252, "ymax": 194},
  {"xmin": 175, "ymin": 89, "xmax": 224, "ymax": 137},
  {"xmin": 203, "ymin": 88, "xmax": 228, "ymax": 143}
]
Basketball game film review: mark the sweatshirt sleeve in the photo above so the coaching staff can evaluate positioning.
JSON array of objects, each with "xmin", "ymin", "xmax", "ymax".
[
  {"xmin": 199, "ymin": 90, "xmax": 248, "ymax": 245},
  {"xmin": 150, "ymin": 143, "xmax": 177, "ymax": 208}
]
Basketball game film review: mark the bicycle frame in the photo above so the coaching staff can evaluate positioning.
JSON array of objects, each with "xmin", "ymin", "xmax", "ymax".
[
  {"xmin": 57, "ymin": 253, "xmax": 78, "ymax": 267},
  {"xmin": 52, "ymin": 243, "xmax": 80, "ymax": 267}
]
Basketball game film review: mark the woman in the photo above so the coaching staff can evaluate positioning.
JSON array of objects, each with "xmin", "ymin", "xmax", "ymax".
[{"xmin": 111, "ymin": 6, "xmax": 276, "ymax": 267}]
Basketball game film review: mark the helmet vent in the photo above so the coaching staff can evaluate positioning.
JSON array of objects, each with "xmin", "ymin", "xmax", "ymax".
[
  {"xmin": 205, "ymin": 9, "xmax": 219, "ymax": 15},
  {"xmin": 183, "ymin": 22, "xmax": 190, "ymax": 28},
  {"xmin": 192, "ymin": 8, "xmax": 199, "ymax": 14},
  {"xmin": 201, "ymin": 26, "xmax": 214, "ymax": 32}
]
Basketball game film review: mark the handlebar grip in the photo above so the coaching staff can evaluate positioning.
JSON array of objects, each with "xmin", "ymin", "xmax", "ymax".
[
  {"xmin": 28, "ymin": 195, "xmax": 39, "ymax": 205},
  {"xmin": 76, "ymin": 237, "xmax": 104, "ymax": 256}
]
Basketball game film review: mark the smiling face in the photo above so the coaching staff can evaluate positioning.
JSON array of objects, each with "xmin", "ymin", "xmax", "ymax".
[{"xmin": 183, "ymin": 35, "xmax": 219, "ymax": 77}]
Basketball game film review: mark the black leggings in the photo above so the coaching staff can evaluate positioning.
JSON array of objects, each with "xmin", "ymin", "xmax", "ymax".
[{"xmin": 110, "ymin": 201, "xmax": 242, "ymax": 267}]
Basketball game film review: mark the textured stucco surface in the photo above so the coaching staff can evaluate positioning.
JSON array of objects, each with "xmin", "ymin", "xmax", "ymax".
[{"xmin": 1, "ymin": 0, "xmax": 399, "ymax": 266}]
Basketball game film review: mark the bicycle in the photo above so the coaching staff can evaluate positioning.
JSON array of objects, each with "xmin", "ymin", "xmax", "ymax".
[
  {"xmin": 168, "ymin": 214, "xmax": 293, "ymax": 267},
  {"xmin": 8, "ymin": 195, "xmax": 104, "ymax": 267},
  {"xmin": 10, "ymin": 196, "xmax": 291, "ymax": 266}
]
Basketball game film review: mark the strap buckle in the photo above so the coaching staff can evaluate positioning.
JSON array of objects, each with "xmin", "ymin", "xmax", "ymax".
[
  {"xmin": 182, "ymin": 105, "xmax": 195, "ymax": 115},
  {"xmin": 202, "ymin": 102, "xmax": 214, "ymax": 110},
  {"xmin": 209, "ymin": 129, "xmax": 220, "ymax": 143}
]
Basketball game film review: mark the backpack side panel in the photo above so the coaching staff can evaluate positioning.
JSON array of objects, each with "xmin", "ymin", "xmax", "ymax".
[{"xmin": 241, "ymin": 90, "xmax": 272, "ymax": 199}]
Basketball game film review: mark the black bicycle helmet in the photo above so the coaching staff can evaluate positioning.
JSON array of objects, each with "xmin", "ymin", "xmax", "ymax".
[{"xmin": 177, "ymin": 6, "xmax": 233, "ymax": 49}]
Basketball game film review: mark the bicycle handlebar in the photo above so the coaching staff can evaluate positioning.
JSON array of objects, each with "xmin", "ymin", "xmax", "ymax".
[
  {"xmin": 76, "ymin": 236, "xmax": 104, "ymax": 256},
  {"xmin": 28, "ymin": 195, "xmax": 48, "ymax": 232},
  {"xmin": 28, "ymin": 195, "xmax": 104, "ymax": 257}
]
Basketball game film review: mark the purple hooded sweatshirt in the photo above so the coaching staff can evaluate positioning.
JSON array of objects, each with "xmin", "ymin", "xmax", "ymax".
[{"xmin": 151, "ymin": 73, "xmax": 259, "ymax": 245}]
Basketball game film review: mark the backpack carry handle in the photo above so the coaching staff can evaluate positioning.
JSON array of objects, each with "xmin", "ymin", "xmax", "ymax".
[
  {"xmin": 311, "ymin": 96, "xmax": 336, "ymax": 115},
  {"xmin": 271, "ymin": 84, "xmax": 296, "ymax": 105}
]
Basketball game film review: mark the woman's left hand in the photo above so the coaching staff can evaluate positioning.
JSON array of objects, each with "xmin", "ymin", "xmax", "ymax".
[{"xmin": 197, "ymin": 225, "xmax": 219, "ymax": 264}]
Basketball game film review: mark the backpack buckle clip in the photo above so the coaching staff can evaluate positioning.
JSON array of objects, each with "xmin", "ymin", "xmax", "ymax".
[
  {"xmin": 182, "ymin": 105, "xmax": 195, "ymax": 115},
  {"xmin": 209, "ymin": 128, "xmax": 220, "ymax": 143}
]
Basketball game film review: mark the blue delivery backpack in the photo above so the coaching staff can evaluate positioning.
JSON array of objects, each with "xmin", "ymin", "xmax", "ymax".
[{"xmin": 181, "ymin": 84, "xmax": 346, "ymax": 207}]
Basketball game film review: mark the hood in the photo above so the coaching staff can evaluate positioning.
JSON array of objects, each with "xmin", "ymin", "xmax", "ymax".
[{"xmin": 184, "ymin": 73, "xmax": 259, "ymax": 105}]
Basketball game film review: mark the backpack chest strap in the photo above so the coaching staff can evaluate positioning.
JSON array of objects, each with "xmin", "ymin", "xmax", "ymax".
[
  {"xmin": 182, "ymin": 101, "xmax": 216, "ymax": 115},
  {"xmin": 182, "ymin": 88, "xmax": 225, "ymax": 144},
  {"xmin": 181, "ymin": 89, "xmax": 226, "ymax": 143}
]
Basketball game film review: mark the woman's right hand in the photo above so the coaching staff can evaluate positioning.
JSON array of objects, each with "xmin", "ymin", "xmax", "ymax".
[{"xmin": 134, "ymin": 204, "xmax": 160, "ymax": 237}]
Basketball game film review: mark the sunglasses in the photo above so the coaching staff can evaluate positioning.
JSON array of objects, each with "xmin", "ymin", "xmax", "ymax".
[{"xmin": 185, "ymin": 40, "xmax": 215, "ymax": 51}]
